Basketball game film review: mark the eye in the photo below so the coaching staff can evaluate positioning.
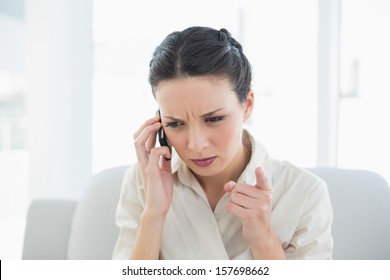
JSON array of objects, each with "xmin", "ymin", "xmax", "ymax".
[
  {"xmin": 166, "ymin": 121, "xmax": 184, "ymax": 128},
  {"xmin": 205, "ymin": 116, "xmax": 225, "ymax": 123}
]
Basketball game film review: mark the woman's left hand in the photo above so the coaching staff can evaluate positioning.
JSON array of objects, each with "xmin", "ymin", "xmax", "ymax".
[{"xmin": 224, "ymin": 166, "xmax": 273, "ymax": 248}]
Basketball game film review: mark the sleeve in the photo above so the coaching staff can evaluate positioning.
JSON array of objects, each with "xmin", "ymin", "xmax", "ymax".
[
  {"xmin": 285, "ymin": 180, "xmax": 334, "ymax": 259},
  {"xmin": 111, "ymin": 164, "xmax": 145, "ymax": 260}
]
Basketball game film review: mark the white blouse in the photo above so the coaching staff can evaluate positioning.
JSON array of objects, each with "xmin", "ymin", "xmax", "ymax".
[{"xmin": 112, "ymin": 130, "xmax": 333, "ymax": 259}]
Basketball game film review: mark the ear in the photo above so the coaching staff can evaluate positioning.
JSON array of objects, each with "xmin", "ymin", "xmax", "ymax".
[{"xmin": 243, "ymin": 91, "xmax": 254, "ymax": 122}]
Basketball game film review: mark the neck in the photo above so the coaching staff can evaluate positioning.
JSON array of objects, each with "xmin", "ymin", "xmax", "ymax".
[{"xmin": 193, "ymin": 135, "xmax": 251, "ymax": 211}]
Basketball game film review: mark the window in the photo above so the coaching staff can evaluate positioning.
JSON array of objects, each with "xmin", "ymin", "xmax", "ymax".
[
  {"xmin": 338, "ymin": 0, "xmax": 390, "ymax": 183},
  {"xmin": 241, "ymin": 0, "xmax": 318, "ymax": 167},
  {"xmin": 0, "ymin": 8, "xmax": 28, "ymax": 259}
]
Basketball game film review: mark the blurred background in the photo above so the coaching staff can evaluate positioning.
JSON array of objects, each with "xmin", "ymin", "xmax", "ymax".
[{"xmin": 0, "ymin": 0, "xmax": 389, "ymax": 259}]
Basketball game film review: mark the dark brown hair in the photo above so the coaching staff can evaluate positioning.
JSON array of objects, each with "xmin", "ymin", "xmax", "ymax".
[{"xmin": 149, "ymin": 26, "xmax": 252, "ymax": 103}]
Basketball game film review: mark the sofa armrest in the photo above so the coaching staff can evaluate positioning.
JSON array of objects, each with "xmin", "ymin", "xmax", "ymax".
[{"xmin": 22, "ymin": 199, "xmax": 77, "ymax": 259}]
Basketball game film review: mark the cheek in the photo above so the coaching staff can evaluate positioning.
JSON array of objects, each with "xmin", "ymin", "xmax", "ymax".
[
  {"xmin": 166, "ymin": 131, "xmax": 185, "ymax": 151},
  {"xmin": 211, "ymin": 122, "xmax": 241, "ymax": 149},
  {"xmin": 215, "ymin": 126, "xmax": 235, "ymax": 145}
]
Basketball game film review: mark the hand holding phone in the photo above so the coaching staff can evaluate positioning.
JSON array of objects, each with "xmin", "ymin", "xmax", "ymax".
[
  {"xmin": 158, "ymin": 110, "xmax": 172, "ymax": 160},
  {"xmin": 132, "ymin": 111, "xmax": 174, "ymax": 220}
]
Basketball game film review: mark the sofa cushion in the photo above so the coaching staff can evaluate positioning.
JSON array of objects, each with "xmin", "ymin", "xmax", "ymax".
[
  {"xmin": 67, "ymin": 166, "xmax": 127, "ymax": 259},
  {"xmin": 308, "ymin": 168, "xmax": 390, "ymax": 259},
  {"xmin": 22, "ymin": 199, "xmax": 77, "ymax": 259}
]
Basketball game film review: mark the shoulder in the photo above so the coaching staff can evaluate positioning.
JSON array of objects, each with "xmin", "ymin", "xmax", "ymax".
[
  {"xmin": 245, "ymin": 130, "xmax": 326, "ymax": 195},
  {"xmin": 271, "ymin": 160, "xmax": 328, "ymax": 204},
  {"xmin": 272, "ymin": 160, "xmax": 325, "ymax": 187},
  {"xmin": 123, "ymin": 162, "xmax": 142, "ymax": 184},
  {"xmin": 120, "ymin": 162, "xmax": 145, "ymax": 202}
]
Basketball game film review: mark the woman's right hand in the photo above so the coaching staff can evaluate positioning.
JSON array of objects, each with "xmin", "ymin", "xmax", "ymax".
[{"xmin": 133, "ymin": 114, "xmax": 173, "ymax": 218}]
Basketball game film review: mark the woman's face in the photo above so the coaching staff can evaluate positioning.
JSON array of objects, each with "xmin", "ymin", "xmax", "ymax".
[{"xmin": 155, "ymin": 76, "xmax": 253, "ymax": 178}]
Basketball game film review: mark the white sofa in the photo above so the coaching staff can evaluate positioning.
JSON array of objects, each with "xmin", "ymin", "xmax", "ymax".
[{"xmin": 22, "ymin": 166, "xmax": 390, "ymax": 260}]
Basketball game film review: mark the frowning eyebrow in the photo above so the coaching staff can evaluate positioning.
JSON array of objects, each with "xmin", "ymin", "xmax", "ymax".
[
  {"xmin": 163, "ymin": 108, "xmax": 225, "ymax": 121},
  {"xmin": 200, "ymin": 108, "xmax": 225, "ymax": 118}
]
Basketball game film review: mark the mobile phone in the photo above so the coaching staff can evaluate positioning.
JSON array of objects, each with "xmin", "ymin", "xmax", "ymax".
[{"xmin": 158, "ymin": 110, "xmax": 172, "ymax": 160}]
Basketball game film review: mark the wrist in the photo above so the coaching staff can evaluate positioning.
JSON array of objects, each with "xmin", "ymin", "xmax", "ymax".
[
  {"xmin": 130, "ymin": 210, "xmax": 166, "ymax": 260},
  {"xmin": 250, "ymin": 228, "xmax": 287, "ymax": 260},
  {"xmin": 249, "ymin": 227, "xmax": 273, "ymax": 250},
  {"xmin": 141, "ymin": 209, "xmax": 167, "ymax": 227}
]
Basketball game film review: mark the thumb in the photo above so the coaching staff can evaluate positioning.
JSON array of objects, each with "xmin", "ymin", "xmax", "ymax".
[{"xmin": 224, "ymin": 181, "xmax": 236, "ymax": 192}]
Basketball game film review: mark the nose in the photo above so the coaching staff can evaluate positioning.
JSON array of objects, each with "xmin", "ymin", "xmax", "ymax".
[{"xmin": 187, "ymin": 126, "xmax": 209, "ymax": 154}]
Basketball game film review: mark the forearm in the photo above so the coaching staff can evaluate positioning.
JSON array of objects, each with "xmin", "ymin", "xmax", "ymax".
[
  {"xmin": 250, "ymin": 229, "xmax": 287, "ymax": 260},
  {"xmin": 129, "ymin": 211, "xmax": 166, "ymax": 260}
]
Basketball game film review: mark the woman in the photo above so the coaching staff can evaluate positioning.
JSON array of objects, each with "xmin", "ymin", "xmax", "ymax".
[{"xmin": 112, "ymin": 26, "xmax": 333, "ymax": 260}]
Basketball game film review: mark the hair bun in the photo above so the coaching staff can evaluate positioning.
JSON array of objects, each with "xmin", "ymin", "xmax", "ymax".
[
  {"xmin": 219, "ymin": 28, "xmax": 242, "ymax": 52},
  {"xmin": 219, "ymin": 28, "xmax": 230, "ymax": 42}
]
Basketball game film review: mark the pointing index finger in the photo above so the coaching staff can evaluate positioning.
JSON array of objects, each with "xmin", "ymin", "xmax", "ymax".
[{"xmin": 255, "ymin": 167, "xmax": 271, "ymax": 191}]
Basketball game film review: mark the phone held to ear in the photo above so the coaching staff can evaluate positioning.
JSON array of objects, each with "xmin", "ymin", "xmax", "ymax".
[{"xmin": 158, "ymin": 110, "xmax": 172, "ymax": 160}]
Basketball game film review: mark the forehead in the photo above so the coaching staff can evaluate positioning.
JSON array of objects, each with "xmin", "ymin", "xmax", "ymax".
[{"xmin": 155, "ymin": 76, "xmax": 237, "ymax": 106}]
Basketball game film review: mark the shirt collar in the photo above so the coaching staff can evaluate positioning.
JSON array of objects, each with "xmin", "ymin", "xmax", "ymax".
[
  {"xmin": 237, "ymin": 129, "xmax": 273, "ymax": 188},
  {"xmin": 171, "ymin": 129, "xmax": 273, "ymax": 189}
]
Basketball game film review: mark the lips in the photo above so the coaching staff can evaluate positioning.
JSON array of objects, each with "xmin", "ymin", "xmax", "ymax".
[{"xmin": 191, "ymin": 157, "xmax": 216, "ymax": 167}]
